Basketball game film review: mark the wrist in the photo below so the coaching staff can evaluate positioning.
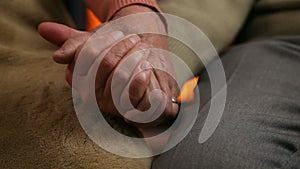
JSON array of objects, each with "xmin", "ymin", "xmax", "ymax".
[
  {"xmin": 112, "ymin": 5, "xmax": 167, "ymax": 31},
  {"xmin": 112, "ymin": 5, "xmax": 156, "ymax": 20}
]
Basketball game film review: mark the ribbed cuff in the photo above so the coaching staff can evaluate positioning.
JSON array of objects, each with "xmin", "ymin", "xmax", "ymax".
[{"xmin": 102, "ymin": 0, "xmax": 161, "ymax": 21}]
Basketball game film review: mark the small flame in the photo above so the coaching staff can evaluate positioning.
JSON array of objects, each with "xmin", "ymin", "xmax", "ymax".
[
  {"xmin": 178, "ymin": 76, "xmax": 199, "ymax": 103},
  {"xmin": 86, "ymin": 9, "xmax": 102, "ymax": 31}
]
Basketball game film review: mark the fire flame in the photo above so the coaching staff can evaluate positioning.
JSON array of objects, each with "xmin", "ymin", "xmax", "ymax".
[
  {"xmin": 178, "ymin": 76, "xmax": 199, "ymax": 103},
  {"xmin": 86, "ymin": 9, "xmax": 101, "ymax": 31}
]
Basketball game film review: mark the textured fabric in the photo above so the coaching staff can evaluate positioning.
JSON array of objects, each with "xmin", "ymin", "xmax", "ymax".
[
  {"xmin": 84, "ymin": 0, "xmax": 161, "ymax": 22},
  {"xmin": 158, "ymin": 0, "xmax": 300, "ymax": 75},
  {"xmin": 0, "ymin": 0, "xmax": 152, "ymax": 168},
  {"xmin": 238, "ymin": 0, "xmax": 300, "ymax": 42},
  {"xmin": 0, "ymin": 0, "xmax": 74, "ymax": 51},
  {"xmin": 158, "ymin": 0, "xmax": 254, "ymax": 52},
  {"xmin": 152, "ymin": 37, "xmax": 300, "ymax": 169},
  {"xmin": 157, "ymin": 0, "xmax": 254, "ymax": 75}
]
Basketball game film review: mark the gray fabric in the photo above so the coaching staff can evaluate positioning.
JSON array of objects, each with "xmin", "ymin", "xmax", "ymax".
[{"xmin": 152, "ymin": 37, "xmax": 300, "ymax": 169}]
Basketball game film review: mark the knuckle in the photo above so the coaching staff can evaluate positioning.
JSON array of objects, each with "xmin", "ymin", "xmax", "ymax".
[
  {"xmin": 132, "ymin": 73, "xmax": 148, "ymax": 86},
  {"xmin": 101, "ymin": 55, "xmax": 116, "ymax": 70},
  {"xmin": 123, "ymin": 38, "xmax": 136, "ymax": 49},
  {"xmin": 111, "ymin": 50, "xmax": 124, "ymax": 59},
  {"xmin": 114, "ymin": 37, "xmax": 137, "ymax": 54},
  {"xmin": 102, "ymin": 50, "xmax": 123, "ymax": 68}
]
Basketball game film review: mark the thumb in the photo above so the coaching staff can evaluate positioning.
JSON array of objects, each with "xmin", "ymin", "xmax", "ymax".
[{"xmin": 38, "ymin": 22, "xmax": 83, "ymax": 46}]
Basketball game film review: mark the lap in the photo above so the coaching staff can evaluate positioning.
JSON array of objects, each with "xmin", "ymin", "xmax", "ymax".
[{"xmin": 152, "ymin": 37, "xmax": 300, "ymax": 169}]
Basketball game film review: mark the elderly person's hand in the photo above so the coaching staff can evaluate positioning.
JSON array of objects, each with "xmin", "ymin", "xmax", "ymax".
[{"xmin": 38, "ymin": 5, "xmax": 179, "ymax": 129}]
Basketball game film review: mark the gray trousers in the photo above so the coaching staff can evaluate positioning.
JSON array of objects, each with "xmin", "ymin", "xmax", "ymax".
[{"xmin": 152, "ymin": 37, "xmax": 300, "ymax": 169}]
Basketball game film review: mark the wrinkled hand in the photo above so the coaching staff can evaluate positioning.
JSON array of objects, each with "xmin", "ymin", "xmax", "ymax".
[{"xmin": 38, "ymin": 5, "xmax": 179, "ymax": 129}]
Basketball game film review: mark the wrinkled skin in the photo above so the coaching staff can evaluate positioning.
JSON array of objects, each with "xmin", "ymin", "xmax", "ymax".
[{"xmin": 38, "ymin": 5, "xmax": 179, "ymax": 129}]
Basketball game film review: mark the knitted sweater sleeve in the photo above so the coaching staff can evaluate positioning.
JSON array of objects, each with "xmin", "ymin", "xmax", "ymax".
[{"xmin": 84, "ymin": 0, "xmax": 161, "ymax": 22}]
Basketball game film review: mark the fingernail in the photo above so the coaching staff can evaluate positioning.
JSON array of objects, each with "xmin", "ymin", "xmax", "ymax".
[
  {"xmin": 111, "ymin": 31, "xmax": 124, "ymax": 40},
  {"xmin": 54, "ymin": 49, "xmax": 64, "ymax": 57},
  {"xmin": 129, "ymin": 35, "xmax": 139, "ymax": 44}
]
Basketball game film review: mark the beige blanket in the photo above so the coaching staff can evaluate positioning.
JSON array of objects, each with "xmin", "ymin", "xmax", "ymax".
[{"xmin": 0, "ymin": 0, "xmax": 151, "ymax": 168}]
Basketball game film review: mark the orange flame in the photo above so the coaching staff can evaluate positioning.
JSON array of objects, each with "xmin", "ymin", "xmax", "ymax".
[
  {"xmin": 178, "ymin": 76, "xmax": 199, "ymax": 103},
  {"xmin": 86, "ymin": 9, "xmax": 101, "ymax": 31}
]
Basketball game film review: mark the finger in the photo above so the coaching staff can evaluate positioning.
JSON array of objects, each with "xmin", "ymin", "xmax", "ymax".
[
  {"xmin": 124, "ymin": 71, "xmax": 164, "ymax": 122},
  {"xmin": 155, "ymin": 70, "xmax": 179, "ymax": 118},
  {"xmin": 127, "ymin": 63, "xmax": 152, "ymax": 108},
  {"xmin": 38, "ymin": 22, "xmax": 83, "ymax": 46},
  {"xmin": 124, "ymin": 79, "xmax": 168, "ymax": 128},
  {"xmin": 96, "ymin": 66, "xmax": 122, "ymax": 116},
  {"xmin": 109, "ymin": 45, "xmax": 150, "ymax": 112},
  {"xmin": 95, "ymin": 36, "xmax": 142, "ymax": 100},
  {"xmin": 53, "ymin": 34, "xmax": 91, "ymax": 64},
  {"xmin": 75, "ymin": 31, "xmax": 127, "ymax": 76},
  {"xmin": 125, "ymin": 97, "xmax": 176, "ymax": 129},
  {"xmin": 118, "ymin": 62, "xmax": 152, "ymax": 111},
  {"xmin": 124, "ymin": 52, "xmax": 179, "ymax": 127},
  {"xmin": 90, "ymin": 35, "xmax": 142, "ymax": 116},
  {"xmin": 136, "ymin": 71, "xmax": 161, "ymax": 110},
  {"xmin": 148, "ymin": 51, "xmax": 178, "ymax": 118},
  {"xmin": 99, "ymin": 51, "xmax": 147, "ymax": 116},
  {"xmin": 169, "ymin": 73, "xmax": 180, "ymax": 117}
]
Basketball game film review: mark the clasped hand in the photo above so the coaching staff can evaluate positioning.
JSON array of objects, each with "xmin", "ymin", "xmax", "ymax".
[{"xmin": 38, "ymin": 12, "xmax": 178, "ymax": 129}]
